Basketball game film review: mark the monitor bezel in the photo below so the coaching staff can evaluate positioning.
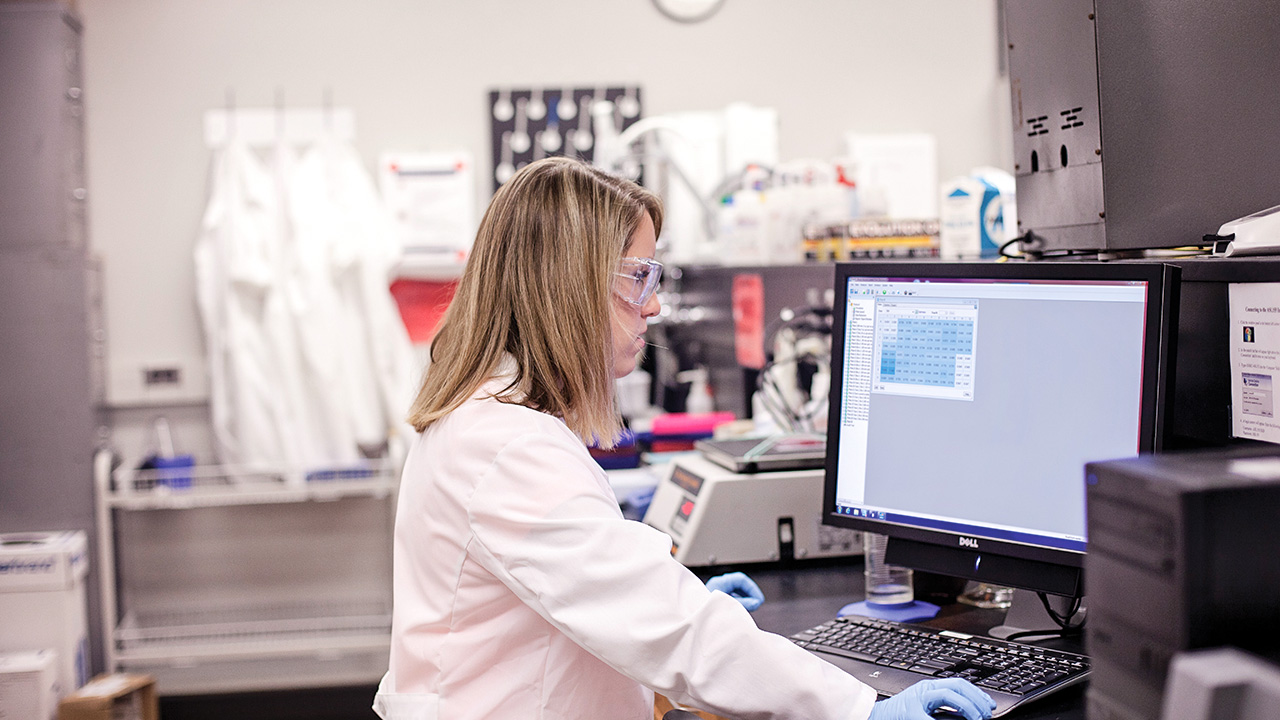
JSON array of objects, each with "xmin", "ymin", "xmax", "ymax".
[{"xmin": 821, "ymin": 260, "xmax": 1179, "ymax": 596}]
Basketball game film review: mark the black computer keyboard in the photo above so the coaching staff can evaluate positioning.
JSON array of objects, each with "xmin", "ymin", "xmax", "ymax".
[{"xmin": 791, "ymin": 615, "xmax": 1090, "ymax": 717}]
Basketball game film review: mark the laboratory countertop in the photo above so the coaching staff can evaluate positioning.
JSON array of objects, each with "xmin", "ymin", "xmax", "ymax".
[{"xmin": 159, "ymin": 561, "xmax": 1085, "ymax": 720}]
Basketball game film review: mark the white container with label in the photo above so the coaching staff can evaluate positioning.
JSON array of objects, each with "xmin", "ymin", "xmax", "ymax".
[
  {"xmin": 0, "ymin": 649, "xmax": 58, "ymax": 720},
  {"xmin": 939, "ymin": 169, "xmax": 1016, "ymax": 260},
  {"xmin": 0, "ymin": 531, "xmax": 90, "ymax": 698}
]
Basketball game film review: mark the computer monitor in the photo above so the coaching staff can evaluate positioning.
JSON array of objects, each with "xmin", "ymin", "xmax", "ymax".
[{"xmin": 821, "ymin": 261, "xmax": 1179, "ymax": 601}]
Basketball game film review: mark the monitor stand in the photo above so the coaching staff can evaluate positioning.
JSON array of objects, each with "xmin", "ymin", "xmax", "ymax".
[{"xmin": 988, "ymin": 589, "xmax": 1086, "ymax": 639}]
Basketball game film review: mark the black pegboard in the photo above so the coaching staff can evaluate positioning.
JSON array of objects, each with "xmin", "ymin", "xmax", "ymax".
[{"xmin": 488, "ymin": 86, "xmax": 643, "ymax": 192}]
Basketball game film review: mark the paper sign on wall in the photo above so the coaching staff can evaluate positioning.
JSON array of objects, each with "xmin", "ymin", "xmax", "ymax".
[
  {"xmin": 379, "ymin": 151, "xmax": 475, "ymax": 271},
  {"xmin": 1229, "ymin": 282, "xmax": 1280, "ymax": 443}
]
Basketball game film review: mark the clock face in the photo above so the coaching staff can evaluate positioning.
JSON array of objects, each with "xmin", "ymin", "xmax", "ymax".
[{"xmin": 652, "ymin": 0, "xmax": 726, "ymax": 23}]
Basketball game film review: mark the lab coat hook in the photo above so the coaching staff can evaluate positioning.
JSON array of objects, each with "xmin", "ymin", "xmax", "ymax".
[
  {"xmin": 225, "ymin": 87, "xmax": 236, "ymax": 139},
  {"xmin": 275, "ymin": 87, "xmax": 285, "ymax": 141},
  {"xmin": 323, "ymin": 87, "xmax": 334, "ymax": 132}
]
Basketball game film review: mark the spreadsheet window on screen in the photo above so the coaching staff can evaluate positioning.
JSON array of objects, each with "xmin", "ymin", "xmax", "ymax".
[{"xmin": 834, "ymin": 277, "xmax": 1150, "ymax": 553}]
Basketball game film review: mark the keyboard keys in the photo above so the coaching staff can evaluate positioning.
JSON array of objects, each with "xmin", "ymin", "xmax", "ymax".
[
  {"xmin": 819, "ymin": 646, "xmax": 880, "ymax": 663},
  {"xmin": 791, "ymin": 614, "xmax": 1090, "ymax": 704}
]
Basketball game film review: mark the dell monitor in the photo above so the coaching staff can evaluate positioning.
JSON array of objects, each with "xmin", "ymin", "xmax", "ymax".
[{"xmin": 821, "ymin": 261, "xmax": 1179, "ymax": 613}]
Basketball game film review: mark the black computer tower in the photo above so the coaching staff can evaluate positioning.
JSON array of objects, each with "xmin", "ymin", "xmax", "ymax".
[{"xmin": 1084, "ymin": 450, "xmax": 1280, "ymax": 720}]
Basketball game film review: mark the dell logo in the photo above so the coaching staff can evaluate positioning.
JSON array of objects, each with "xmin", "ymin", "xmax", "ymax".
[
  {"xmin": 869, "ymin": 671, "xmax": 882, "ymax": 678},
  {"xmin": 959, "ymin": 537, "xmax": 980, "ymax": 549}
]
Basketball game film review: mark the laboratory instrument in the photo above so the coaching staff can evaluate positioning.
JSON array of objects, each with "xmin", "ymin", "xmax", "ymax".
[
  {"xmin": 659, "ymin": 263, "xmax": 835, "ymax": 419},
  {"xmin": 694, "ymin": 435, "xmax": 825, "ymax": 474},
  {"xmin": 1003, "ymin": 0, "xmax": 1280, "ymax": 254},
  {"xmin": 643, "ymin": 454, "xmax": 862, "ymax": 567}
]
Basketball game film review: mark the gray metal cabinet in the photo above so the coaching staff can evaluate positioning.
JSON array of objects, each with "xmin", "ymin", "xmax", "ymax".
[
  {"xmin": 0, "ymin": 2, "xmax": 88, "ymax": 252},
  {"xmin": 0, "ymin": 0, "xmax": 102, "ymax": 671}
]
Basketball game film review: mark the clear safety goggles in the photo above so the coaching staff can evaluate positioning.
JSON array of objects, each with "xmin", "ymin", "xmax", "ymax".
[{"xmin": 613, "ymin": 257, "xmax": 664, "ymax": 306}]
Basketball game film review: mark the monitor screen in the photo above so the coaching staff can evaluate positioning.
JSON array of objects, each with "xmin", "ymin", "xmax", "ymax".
[{"xmin": 822, "ymin": 261, "xmax": 1179, "ymax": 597}]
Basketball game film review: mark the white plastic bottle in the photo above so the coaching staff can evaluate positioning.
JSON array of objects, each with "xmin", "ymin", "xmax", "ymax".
[{"xmin": 679, "ymin": 367, "xmax": 715, "ymax": 414}]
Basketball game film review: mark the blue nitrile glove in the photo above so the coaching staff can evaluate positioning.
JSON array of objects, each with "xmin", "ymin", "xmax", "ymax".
[
  {"xmin": 705, "ymin": 572, "xmax": 764, "ymax": 612},
  {"xmin": 868, "ymin": 678, "xmax": 996, "ymax": 720}
]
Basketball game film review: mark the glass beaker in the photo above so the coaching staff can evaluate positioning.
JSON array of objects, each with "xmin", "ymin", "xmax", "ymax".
[
  {"xmin": 864, "ymin": 532, "xmax": 914, "ymax": 606},
  {"xmin": 958, "ymin": 581, "xmax": 1016, "ymax": 609}
]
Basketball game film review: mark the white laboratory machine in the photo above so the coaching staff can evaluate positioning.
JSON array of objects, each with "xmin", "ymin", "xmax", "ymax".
[{"xmin": 643, "ymin": 453, "xmax": 862, "ymax": 567}]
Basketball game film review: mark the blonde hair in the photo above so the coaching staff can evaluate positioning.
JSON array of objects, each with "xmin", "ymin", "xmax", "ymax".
[{"xmin": 407, "ymin": 157, "xmax": 663, "ymax": 447}]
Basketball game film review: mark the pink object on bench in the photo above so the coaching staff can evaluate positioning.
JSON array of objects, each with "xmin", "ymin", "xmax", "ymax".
[{"xmin": 650, "ymin": 411, "xmax": 736, "ymax": 437}]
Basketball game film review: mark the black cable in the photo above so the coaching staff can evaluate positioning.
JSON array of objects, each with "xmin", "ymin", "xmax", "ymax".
[
  {"xmin": 762, "ymin": 304, "xmax": 832, "ymax": 348},
  {"xmin": 1000, "ymin": 228, "xmax": 1218, "ymax": 262},
  {"xmin": 755, "ymin": 304, "xmax": 834, "ymax": 431},
  {"xmin": 759, "ymin": 370, "xmax": 801, "ymax": 428},
  {"xmin": 997, "ymin": 236, "xmax": 1023, "ymax": 258},
  {"xmin": 758, "ymin": 346, "xmax": 830, "ymax": 422},
  {"xmin": 999, "ymin": 229, "xmax": 1045, "ymax": 259},
  {"xmin": 758, "ymin": 355, "xmax": 831, "ymax": 432},
  {"xmin": 1037, "ymin": 591, "xmax": 1086, "ymax": 631},
  {"xmin": 998, "ymin": 594, "xmax": 1085, "ymax": 643},
  {"xmin": 757, "ymin": 353, "xmax": 801, "ymax": 428}
]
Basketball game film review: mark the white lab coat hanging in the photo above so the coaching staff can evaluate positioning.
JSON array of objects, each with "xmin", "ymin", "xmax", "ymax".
[
  {"xmin": 195, "ymin": 133, "xmax": 415, "ymax": 473},
  {"xmin": 286, "ymin": 137, "xmax": 416, "ymax": 461},
  {"xmin": 194, "ymin": 139, "xmax": 310, "ymax": 469}
]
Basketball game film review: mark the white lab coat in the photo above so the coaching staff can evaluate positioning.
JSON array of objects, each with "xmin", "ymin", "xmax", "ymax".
[
  {"xmin": 286, "ymin": 137, "xmax": 417, "ymax": 462},
  {"xmin": 195, "ymin": 135, "xmax": 416, "ymax": 472},
  {"xmin": 195, "ymin": 139, "xmax": 310, "ymax": 469},
  {"xmin": 374, "ymin": 368, "xmax": 878, "ymax": 720}
]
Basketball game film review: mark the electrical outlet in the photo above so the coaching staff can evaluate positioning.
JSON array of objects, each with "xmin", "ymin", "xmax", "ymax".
[
  {"xmin": 143, "ymin": 366, "xmax": 182, "ymax": 386},
  {"xmin": 107, "ymin": 357, "xmax": 208, "ymax": 407}
]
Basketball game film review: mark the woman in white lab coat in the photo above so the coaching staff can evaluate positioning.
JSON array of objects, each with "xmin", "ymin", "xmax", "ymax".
[{"xmin": 374, "ymin": 156, "xmax": 995, "ymax": 720}]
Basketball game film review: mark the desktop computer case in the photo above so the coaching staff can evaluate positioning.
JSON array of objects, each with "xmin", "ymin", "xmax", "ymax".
[
  {"xmin": 1004, "ymin": 0, "xmax": 1280, "ymax": 254},
  {"xmin": 1083, "ymin": 451, "xmax": 1280, "ymax": 720}
]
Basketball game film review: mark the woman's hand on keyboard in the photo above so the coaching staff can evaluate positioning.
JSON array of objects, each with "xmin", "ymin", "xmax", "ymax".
[{"xmin": 867, "ymin": 678, "xmax": 996, "ymax": 720}]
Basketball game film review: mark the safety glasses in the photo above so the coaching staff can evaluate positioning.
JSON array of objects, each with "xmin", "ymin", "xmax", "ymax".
[{"xmin": 614, "ymin": 257, "xmax": 664, "ymax": 306}]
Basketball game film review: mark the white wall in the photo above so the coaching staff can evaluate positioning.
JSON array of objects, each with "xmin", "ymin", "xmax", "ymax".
[{"xmin": 79, "ymin": 0, "xmax": 1012, "ymax": 449}]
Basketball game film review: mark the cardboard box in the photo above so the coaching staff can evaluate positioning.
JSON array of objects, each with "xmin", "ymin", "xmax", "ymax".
[
  {"xmin": 57, "ymin": 674, "xmax": 157, "ymax": 720},
  {"xmin": 0, "ymin": 649, "xmax": 58, "ymax": 720},
  {"xmin": 0, "ymin": 531, "xmax": 90, "ymax": 697}
]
